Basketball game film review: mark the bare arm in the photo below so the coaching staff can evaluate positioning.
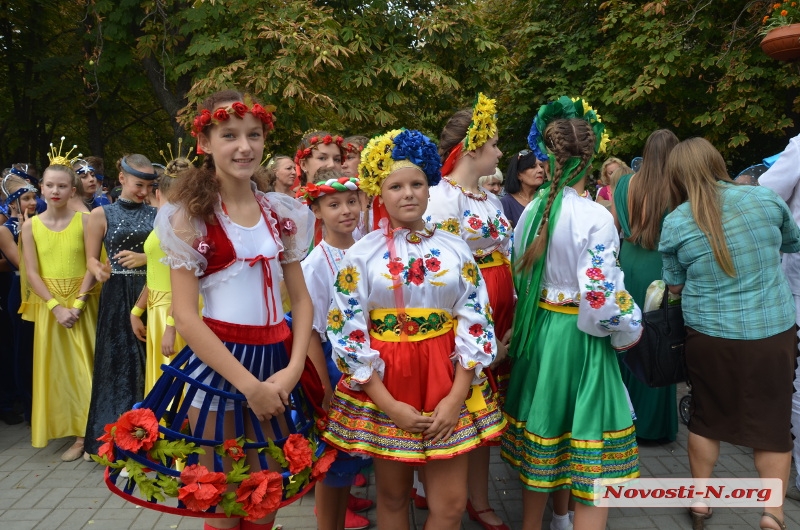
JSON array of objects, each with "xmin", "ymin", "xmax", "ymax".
[
  {"xmin": 267, "ymin": 261, "xmax": 313, "ymax": 392},
  {"xmin": 306, "ymin": 333, "xmax": 333, "ymax": 410},
  {"xmin": 0, "ymin": 227, "xmax": 19, "ymax": 269},
  {"xmin": 668, "ymin": 284, "xmax": 684, "ymax": 295},
  {"xmin": 85, "ymin": 207, "xmax": 109, "ymax": 282}
]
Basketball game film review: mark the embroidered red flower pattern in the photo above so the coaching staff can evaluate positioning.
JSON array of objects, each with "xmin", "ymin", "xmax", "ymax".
[
  {"xmin": 283, "ymin": 433, "xmax": 313, "ymax": 474},
  {"xmin": 483, "ymin": 342, "xmax": 492, "ymax": 354},
  {"xmin": 114, "ymin": 408, "xmax": 159, "ymax": 452},
  {"xmin": 349, "ymin": 330, "xmax": 366, "ymax": 343},
  {"xmin": 586, "ymin": 291, "xmax": 606, "ymax": 309},
  {"xmin": 178, "ymin": 464, "xmax": 228, "ymax": 512},
  {"xmin": 401, "ymin": 320, "xmax": 420, "ymax": 335},
  {"xmin": 235, "ymin": 470, "xmax": 283, "ymax": 521},
  {"xmin": 387, "ymin": 260, "xmax": 404, "ymax": 276},
  {"xmin": 468, "ymin": 217, "xmax": 483, "ymax": 230},
  {"xmin": 407, "ymin": 259, "xmax": 425, "ymax": 285},
  {"xmin": 223, "ymin": 439, "xmax": 246, "ymax": 461},
  {"xmin": 586, "ymin": 267, "xmax": 605, "ymax": 281},
  {"xmin": 425, "ymin": 257, "xmax": 441, "ymax": 272},
  {"xmin": 469, "ymin": 323, "xmax": 483, "ymax": 337}
]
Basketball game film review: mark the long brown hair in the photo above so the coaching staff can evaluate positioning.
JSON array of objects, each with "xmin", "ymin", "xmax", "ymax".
[
  {"xmin": 665, "ymin": 137, "xmax": 736, "ymax": 277},
  {"xmin": 516, "ymin": 119, "xmax": 596, "ymax": 272},
  {"xmin": 168, "ymin": 90, "xmax": 267, "ymax": 222},
  {"xmin": 627, "ymin": 129, "xmax": 679, "ymax": 250}
]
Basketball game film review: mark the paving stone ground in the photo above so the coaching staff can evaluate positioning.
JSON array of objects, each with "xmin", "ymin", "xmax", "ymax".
[{"xmin": 1, "ymin": 383, "xmax": 797, "ymax": 529}]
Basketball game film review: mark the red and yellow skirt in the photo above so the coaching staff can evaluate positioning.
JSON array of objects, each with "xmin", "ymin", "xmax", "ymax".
[{"xmin": 322, "ymin": 308, "xmax": 506, "ymax": 463}]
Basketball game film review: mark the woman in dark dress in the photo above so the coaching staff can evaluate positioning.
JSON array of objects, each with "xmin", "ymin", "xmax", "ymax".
[
  {"xmin": 83, "ymin": 155, "xmax": 157, "ymax": 456},
  {"xmin": 500, "ymin": 149, "xmax": 546, "ymax": 228}
]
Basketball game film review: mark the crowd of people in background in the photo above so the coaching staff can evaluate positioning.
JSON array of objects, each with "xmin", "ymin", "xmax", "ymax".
[{"xmin": 0, "ymin": 90, "xmax": 797, "ymax": 530}]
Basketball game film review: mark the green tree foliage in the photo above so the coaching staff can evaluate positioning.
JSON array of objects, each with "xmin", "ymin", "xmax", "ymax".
[{"xmin": 487, "ymin": 0, "xmax": 800, "ymax": 170}]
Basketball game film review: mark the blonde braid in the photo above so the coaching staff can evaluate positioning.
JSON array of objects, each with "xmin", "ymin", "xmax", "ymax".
[{"xmin": 517, "ymin": 119, "xmax": 596, "ymax": 272}]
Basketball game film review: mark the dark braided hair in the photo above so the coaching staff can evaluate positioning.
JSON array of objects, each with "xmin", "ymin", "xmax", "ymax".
[{"xmin": 516, "ymin": 118, "xmax": 596, "ymax": 272}]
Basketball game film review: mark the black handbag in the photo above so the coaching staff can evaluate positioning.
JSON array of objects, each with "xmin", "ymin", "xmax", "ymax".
[{"xmin": 622, "ymin": 286, "xmax": 688, "ymax": 387}]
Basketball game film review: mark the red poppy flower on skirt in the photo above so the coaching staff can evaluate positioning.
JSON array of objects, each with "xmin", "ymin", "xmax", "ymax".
[
  {"xmin": 178, "ymin": 464, "xmax": 228, "ymax": 512},
  {"xmin": 236, "ymin": 470, "xmax": 283, "ymax": 521},
  {"xmin": 223, "ymin": 439, "xmax": 246, "ymax": 461},
  {"xmin": 283, "ymin": 433, "xmax": 313, "ymax": 474},
  {"xmin": 114, "ymin": 408, "xmax": 159, "ymax": 452},
  {"xmin": 311, "ymin": 449, "xmax": 337, "ymax": 480}
]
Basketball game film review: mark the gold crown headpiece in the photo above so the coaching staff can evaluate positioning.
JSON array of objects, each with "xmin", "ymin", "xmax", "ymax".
[
  {"xmin": 48, "ymin": 137, "xmax": 82, "ymax": 167},
  {"xmin": 159, "ymin": 138, "xmax": 198, "ymax": 178}
]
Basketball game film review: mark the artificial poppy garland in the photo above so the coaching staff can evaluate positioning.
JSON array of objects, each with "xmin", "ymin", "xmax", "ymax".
[
  {"xmin": 94, "ymin": 408, "xmax": 335, "ymax": 519},
  {"xmin": 294, "ymin": 134, "xmax": 345, "ymax": 167}
]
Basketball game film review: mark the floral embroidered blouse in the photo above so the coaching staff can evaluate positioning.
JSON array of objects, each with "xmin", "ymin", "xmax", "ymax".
[
  {"xmin": 514, "ymin": 186, "xmax": 642, "ymax": 348},
  {"xmin": 327, "ymin": 220, "xmax": 497, "ymax": 386},
  {"xmin": 424, "ymin": 178, "xmax": 512, "ymax": 261},
  {"xmin": 301, "ymin": 240, "xmax": 348, "ymax": 340}
]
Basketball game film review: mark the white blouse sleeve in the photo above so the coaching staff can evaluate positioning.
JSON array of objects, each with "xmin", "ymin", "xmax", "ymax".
[
  {"xmin": 300, "ymin": 251, "xmax": 330, "ymax": 339},
  {"xmin": 449, "ymin": 239, "xmax": 496, "ymax": 378},
  {"xmin": 325, "ymin": 251, "xmax": 385, "ymax": 388},
  {"xmin": 424, "ymin": 185, "xmax": 462, "ymax": 236},
  {"xmin": 576, "ymin": 217, "xmax": 642, "ymax": 349},
  {"xmin": 155, "ymin": 202, "xmax": 208, "ymax": 276},
  {"xmin": 260, "ymin": 192, "xmax": 315, "ymax": 264}
]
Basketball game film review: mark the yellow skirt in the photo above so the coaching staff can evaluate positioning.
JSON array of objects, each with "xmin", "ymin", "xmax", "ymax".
[
  {"xmin": 30, "ymin": 277, "xmax": 99, "ymax": 447},
  {"xmin": 144, "ymin": 290, "xmax": 187, "ymax": 393}
]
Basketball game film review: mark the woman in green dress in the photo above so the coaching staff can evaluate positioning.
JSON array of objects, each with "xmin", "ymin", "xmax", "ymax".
[{"xmin": 611, "ymin": 129, "xmax": 679, "ymax": 442}]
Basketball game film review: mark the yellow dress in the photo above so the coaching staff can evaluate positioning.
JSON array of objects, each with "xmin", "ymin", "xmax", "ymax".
[
  {"xmin": 143, "ymin": 231, "xmax": 186, "ymax": 393},
  {"xmin": 26, "ymin": 213, "xmax": 99, "ymax": 448}
]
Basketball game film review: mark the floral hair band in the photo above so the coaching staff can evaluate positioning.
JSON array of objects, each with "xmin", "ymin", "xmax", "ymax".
[
  {"xmin": 527, "ymin": 96, "xmax": 609, "ymax": 162},
  {"xmin": 295, "ymin": 176, "xmax": 360, "ymax": 205},
  {"xmin": 441, "ymin": 93, "xmax": 498, "ymax": 176},
  {"xmin": 191, "ymin": 97, "xmax": 276, "ymax": 154},
  {"xmin": 358, "ymin": 129, "xmax": 441, "ymax": 197},
  {"xmin": 294, "ymin": 134, "xmax": 345, "ymax": 177}
]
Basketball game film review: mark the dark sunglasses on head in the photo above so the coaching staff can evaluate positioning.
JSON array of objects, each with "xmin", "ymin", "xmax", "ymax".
[{"xmin": 518, "ymin": 149, "xmax": 531, "ymax": 158}]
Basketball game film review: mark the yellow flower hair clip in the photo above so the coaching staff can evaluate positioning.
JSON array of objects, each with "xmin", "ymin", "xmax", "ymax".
[{"xmin": 463, "ymin": 93, "xmax": 498, "ymax": 152}]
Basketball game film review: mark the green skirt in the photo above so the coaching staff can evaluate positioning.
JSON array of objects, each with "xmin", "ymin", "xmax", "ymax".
[{"xmin": 501, "ymin": 307, "xmax": 640, "ymax": 505}]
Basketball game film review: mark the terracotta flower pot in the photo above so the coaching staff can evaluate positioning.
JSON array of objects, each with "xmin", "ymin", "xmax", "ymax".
[{"xmin": 761, "ymin": 23, "xmax": 800, "ymax": 61}]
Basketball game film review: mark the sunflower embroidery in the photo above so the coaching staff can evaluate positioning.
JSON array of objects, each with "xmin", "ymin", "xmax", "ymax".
[
  {"xmin": 327, "ymin": 309, "xmax": 345, "ymax": 334},
  {"xmin": 439, "ymin": 217, "xmax": 461, "ymax": 235},
  {"xmin": 461, "ymin": 261, "xmax": 481, "ymax": 287},
  {"xmin": 335, "ymin": 265, "xmax": 360, "ymax": 294},
  {"xmin": 615, "ymin": 291, "xmax": 634, "ymax": 314}
]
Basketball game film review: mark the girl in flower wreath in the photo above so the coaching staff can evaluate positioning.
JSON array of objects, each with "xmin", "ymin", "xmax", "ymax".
[
  {"xmin": 424, "ymin": 93, "xmax": 513, "ymax": 530},
  {"xmin": 97, "ymin": 90, "xmax": 321, "ymax": 530},
  {"xmin": 293, "ymin": 131, "xmax": 346, "ymax": 189},
  {"xmin": 322, "ymin": 128, "xmax": 506, "ymax": 530},
  {"xmin": 297, "ymin": 167, "xmax": 372, "ymax": 530},
  {"xmin": 501, "ymin": 97, "xmax": 641, "ymax": 530}
]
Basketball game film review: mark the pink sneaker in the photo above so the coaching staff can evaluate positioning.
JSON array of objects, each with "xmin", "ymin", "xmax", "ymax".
[{"xmin": 344, "ymin": 509, "xmax": 370, "ymax": 530}]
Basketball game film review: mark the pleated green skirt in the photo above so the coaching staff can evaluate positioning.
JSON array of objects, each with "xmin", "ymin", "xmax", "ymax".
[{"xmin": 501, "ymin": 307, "xmax": 640, "ymax": 505}]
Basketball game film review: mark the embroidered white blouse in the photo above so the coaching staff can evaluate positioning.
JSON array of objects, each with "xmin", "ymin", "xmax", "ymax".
[
  {"xmin": 301, "ymin": 240, "xmax": 347, "ymax": 340},
  {"xmin": 424, "ymin": 178, "xmax": 512, "ymax": 260},
  {"xmin": 326, "ymin": 220, "xmax": 497, "ymax": 387},
  {"xmin": 514, "ymin": 186, "xmax": 642, "ymax": 348}
]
